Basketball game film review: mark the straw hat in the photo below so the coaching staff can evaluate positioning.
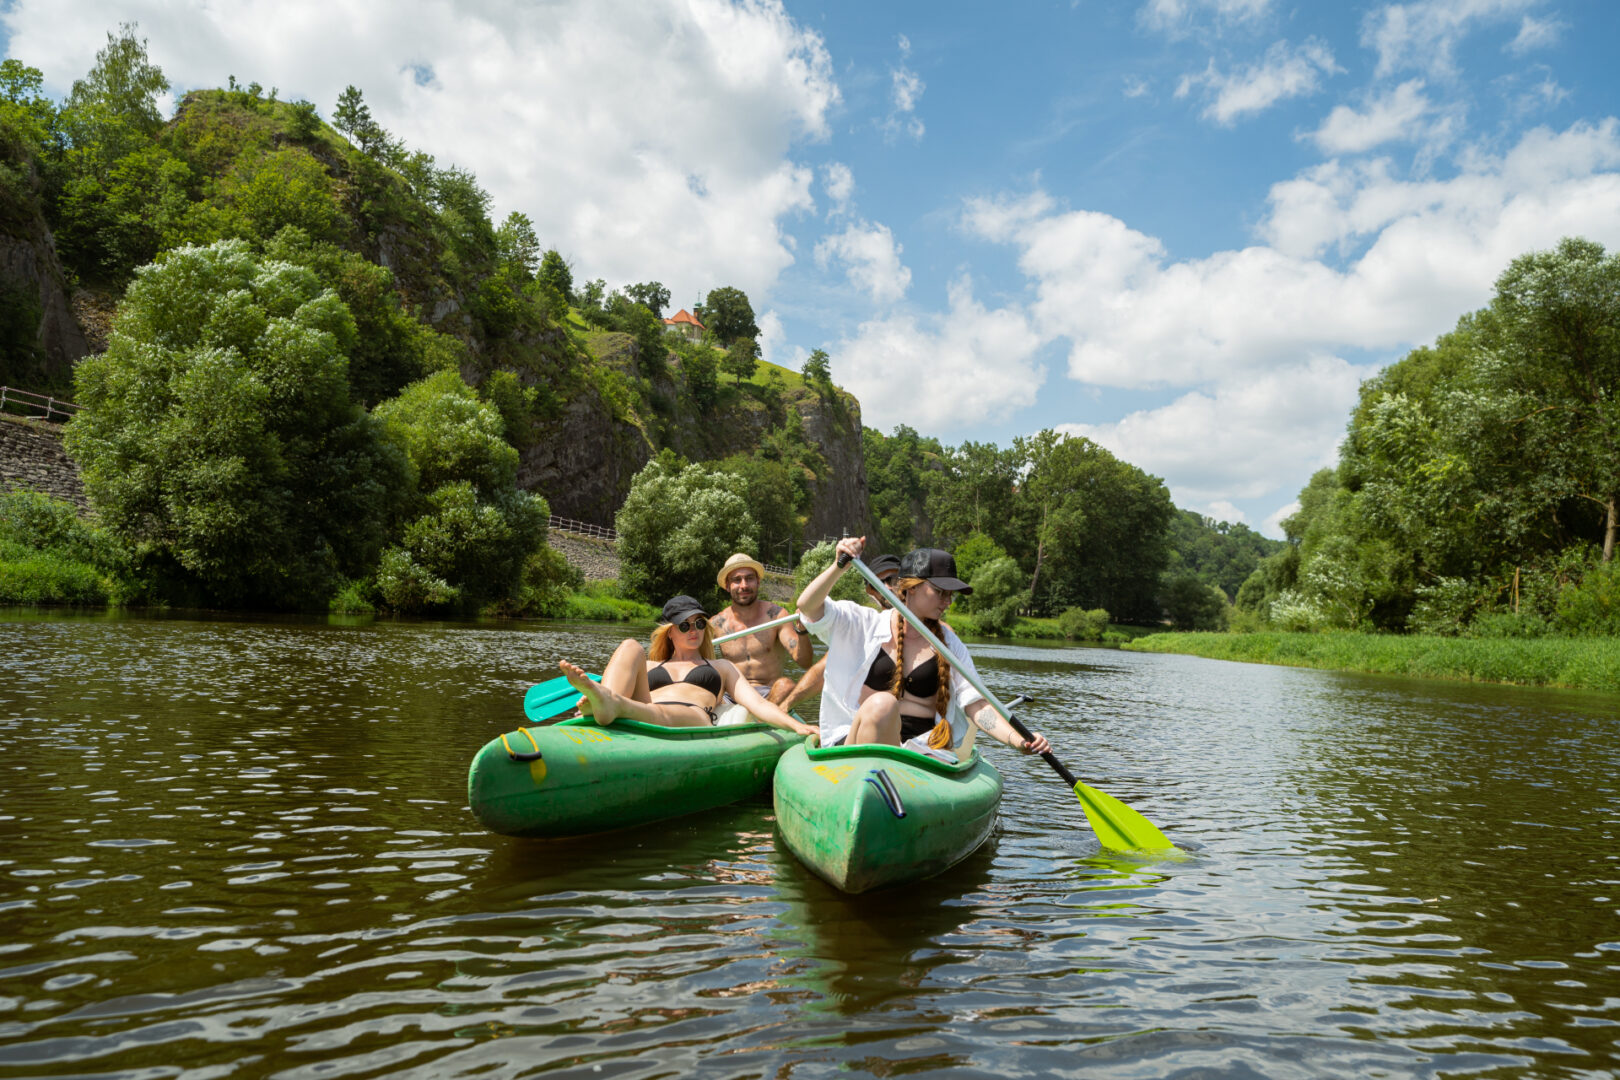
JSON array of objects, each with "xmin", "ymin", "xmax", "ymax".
[{"xmin": 717, "ymin": 553, "xmax": 767, "ymax": 589}]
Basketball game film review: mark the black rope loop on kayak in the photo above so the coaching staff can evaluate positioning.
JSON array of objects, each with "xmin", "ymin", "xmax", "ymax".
[
  {"xmin": 501, "ymin": 727, "xmax": 545, "ymax": 762},
  {"xmin": 865, "ymin": 769, "xmax": 906, "ymax": 819}
]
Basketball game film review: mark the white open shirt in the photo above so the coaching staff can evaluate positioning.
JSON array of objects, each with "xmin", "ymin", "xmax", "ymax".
[{"xmin": 803, "ymin": 598, "xmax": 987, "ymax": 757}]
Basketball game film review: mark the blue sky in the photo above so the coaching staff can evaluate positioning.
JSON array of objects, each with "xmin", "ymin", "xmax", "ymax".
[{"xmin": 10, "ymin": 0, "xmax": 1620, "ymax": 535}]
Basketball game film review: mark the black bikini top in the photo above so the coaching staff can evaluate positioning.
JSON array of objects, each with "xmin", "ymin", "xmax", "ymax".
[
  {"xmin": 647, "ymin": 660, "xmax": 723, "ymax": 696},
  {"xmin": 863, "ymin": 649, "xmax": 940, "ymax": 698}
]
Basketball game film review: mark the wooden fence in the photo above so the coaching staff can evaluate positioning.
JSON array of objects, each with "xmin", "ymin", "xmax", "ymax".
[{"xmin": 547, "ymin": 514, "xmax": 793, "ymax": 575}]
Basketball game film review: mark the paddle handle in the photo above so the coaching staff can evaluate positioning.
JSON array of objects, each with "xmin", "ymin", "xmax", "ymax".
[
  {"xmin": 711, "ymin": 611, "xmax": 801, "ymax": 645},
  {"xmin": 1003, "ymin": 712, "xmax": 1079, "ymax": 788}
]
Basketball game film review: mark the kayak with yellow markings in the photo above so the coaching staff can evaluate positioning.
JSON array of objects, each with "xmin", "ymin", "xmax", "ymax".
[
  {"xmin": 773, "ymin": 739, "xmax": 1003, "ymax": 894},
  {"xmin": 467, "ymin": 716, "xmax": 800, "ymax": 838}
]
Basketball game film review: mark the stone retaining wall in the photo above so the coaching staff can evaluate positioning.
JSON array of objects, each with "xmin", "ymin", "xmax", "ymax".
[{"xmin": 0, "ymin": 414, "xmax": 87, "ymax": 511}]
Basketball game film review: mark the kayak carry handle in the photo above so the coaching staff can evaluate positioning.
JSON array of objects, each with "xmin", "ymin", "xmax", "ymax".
[
  {"xmin": 864, "ymin": 769, "xmax": 907, "ymax": 818},
  {"xmin": 500, "ymin": 728, "xmax": 545, "ymax": 763}
]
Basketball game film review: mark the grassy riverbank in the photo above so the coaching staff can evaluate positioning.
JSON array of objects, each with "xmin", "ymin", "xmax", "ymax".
[{"xmin": 1124, "ymin": 631, "xmax": 1620, "ymax": 692}]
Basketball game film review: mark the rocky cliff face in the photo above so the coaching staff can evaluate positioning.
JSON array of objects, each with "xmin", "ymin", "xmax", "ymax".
[
  {"xmin": 513, "ymin": 329, "xmax": 873, "ymax": 539},
  {"xmin": 0, "ymin": 161, "xmax": 90, "ymax": 389}
]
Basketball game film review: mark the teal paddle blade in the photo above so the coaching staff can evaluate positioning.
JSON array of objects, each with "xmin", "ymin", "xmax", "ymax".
[
  {"xmin": 1075, "ymin": 781, "xmax": 1175, "ymax": 852},
  {"xmin": 524, "ymin": 673, "xmax": 600, "ymax": 723}
]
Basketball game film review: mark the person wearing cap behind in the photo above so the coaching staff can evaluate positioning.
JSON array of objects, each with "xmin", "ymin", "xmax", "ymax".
[
  {"xmin": 779, "ymin": 552, "xmax": 902, "ymax": 714},
  {"xmin": 796, "ymin": 537, "xmax": 1052, "ymax": 759},
  {"xmin": 710, "ymin": 553, "xmax": 815, "ymax": 705},
  {"xmin": 557, "ymin": 595, "xmax": 815, "ymax": 736}
]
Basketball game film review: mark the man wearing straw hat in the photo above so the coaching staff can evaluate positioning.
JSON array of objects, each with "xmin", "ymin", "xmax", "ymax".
[{"xmin": 710, "ymin": 552, "xmax": 814, "ymax": 705}]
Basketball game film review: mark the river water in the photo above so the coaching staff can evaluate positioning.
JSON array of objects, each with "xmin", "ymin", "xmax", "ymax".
[{"xmin": 1, "ymin": 611, "xmax": 1617, "ymax": 1079}]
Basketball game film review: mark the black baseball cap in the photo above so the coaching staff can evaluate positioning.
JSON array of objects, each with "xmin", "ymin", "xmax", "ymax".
[
  {"xmin": 868, "ymin": 553, "xmax": 902, "ymax": 579},
  {"xmin": 898, "ymin": 548, "xmax": 973, "ymax": 594},
  {"xmin": 660, "ymin": 595, "xmax": 709, "ymax": 625}
]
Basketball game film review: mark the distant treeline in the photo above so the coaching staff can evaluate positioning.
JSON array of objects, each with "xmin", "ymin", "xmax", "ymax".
[{"xmin": 858, "ymin": 425, "xmax": 1283, "ymax": 628}]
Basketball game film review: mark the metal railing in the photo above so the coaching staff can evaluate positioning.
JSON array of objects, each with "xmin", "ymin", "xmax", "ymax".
[
  {"xmin": 548, "ymin": 515, "xmax": 617, "ymax": 541},
  {"xmin": 0, "ymin": 387, "xmax": 79, "ymax": 424}
]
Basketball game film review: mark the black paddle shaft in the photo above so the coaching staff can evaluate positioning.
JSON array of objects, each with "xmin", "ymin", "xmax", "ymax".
[{"xmin": 837, "ymin": 549, "xmax": 1082, "ymax": 787}]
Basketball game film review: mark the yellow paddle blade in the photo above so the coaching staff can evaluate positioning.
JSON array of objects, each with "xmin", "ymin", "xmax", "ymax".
[{"xmin": 1075, "ymin": 781, "xmax": 1176, "ymax": 852}]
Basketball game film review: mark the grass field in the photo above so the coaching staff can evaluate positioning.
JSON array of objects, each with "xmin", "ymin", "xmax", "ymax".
[{"xmin": 1123, "ymin": 631, "xmax": 1620, "ymax": 693}]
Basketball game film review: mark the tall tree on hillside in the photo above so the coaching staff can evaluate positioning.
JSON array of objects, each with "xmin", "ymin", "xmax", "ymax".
[
  {"xmin": 538, "ymin": 250, "xmax": 574, "ymax": 303},
  {"xmin": 626, "ymin": 281, "xmax": 670, "ymax": 320},
  {"xmin": 64, "ymin": 23, "xmax": 168, "ymax": 153},
  {"xmin": 495, "ymin": 211, "xmax": 540, "ymax": 279},
  {"xmin": 703, "ymin": 285, "xmax": 758, "ymax": 344},
  {"xmin": 721, "ymin": 337, "xmax": 758, "ymax": 384},
  {"xmin": 333, "ymin": 84, "xmax": 388, "ymax": 156},
  {"xmin": 926, "ymin": 440, "xmax": 1021, "ymax": 552}
]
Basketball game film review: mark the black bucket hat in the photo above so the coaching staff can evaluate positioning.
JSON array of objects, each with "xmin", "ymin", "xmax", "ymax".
[
  {"xmin": 659, "ymin": 595, "xmax": 709, "ymax": 625},
  {"xmin": 898, "ymin": 548, "xmax": 973, "ymax": 594}
]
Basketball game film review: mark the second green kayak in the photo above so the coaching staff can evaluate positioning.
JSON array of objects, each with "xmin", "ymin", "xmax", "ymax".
[
  {"xmin": 468, "ymin": 717, "xmax": 800, "ymax": 838},
  {"xmin": 773, "ymin": 739, "xmax": 1004, "ymax": 894}
]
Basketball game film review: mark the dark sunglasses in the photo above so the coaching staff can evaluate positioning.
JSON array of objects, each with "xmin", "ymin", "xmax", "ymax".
[{"xmin": 675, "ymin": 615, "xmax": 708, "ymax": 633}]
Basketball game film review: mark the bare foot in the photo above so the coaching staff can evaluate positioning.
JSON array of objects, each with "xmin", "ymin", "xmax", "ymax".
[{"xmin": 558, "ymin": 660, "xmax": 626, "ymax": 726}]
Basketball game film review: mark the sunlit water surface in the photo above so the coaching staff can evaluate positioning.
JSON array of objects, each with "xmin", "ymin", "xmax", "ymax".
[{"xmin": 1, "ymin": 611, "xmax": 1617, "ymax": 1079}]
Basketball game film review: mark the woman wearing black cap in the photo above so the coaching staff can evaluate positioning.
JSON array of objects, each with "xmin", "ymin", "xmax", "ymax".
[
  {"xmin": 797, "ymin": 537, "xmax": 1051, "ymax": 758},
  {"xmin": 558, "ymin": 595, "xmax": 814, "ymax": 735}
]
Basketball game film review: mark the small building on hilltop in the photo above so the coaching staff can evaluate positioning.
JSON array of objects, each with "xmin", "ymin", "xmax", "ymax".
[{"xmin": 663, "ymin": 309, "xmax": 705, "ymax": 342}]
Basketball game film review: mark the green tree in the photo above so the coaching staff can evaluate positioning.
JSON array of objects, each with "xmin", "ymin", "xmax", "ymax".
[
  {"xmin": 286, "ymin": 100, "xmax": 321, "ymax": 141},
  {"xmin": 1160, "ymin": 572, "xmax": 1228, "ymax": 630},
  {"xmin": 802, "ymin": 348, "xmax": 832, "ymax": 389},
  {"xmin": 616, "ymin": 452, "xmax": 757, "ymax": 603},
  {"xmin": 496, "ymin": 211, "xmax": 540, "ymax": 279},
  {"xmin": 1013, "ymin": 429, "xmax": 1174, "ymax": 619},
  {"xmin": 539, "ymin": 251, "xmax": 574, "ymax": 303},
  {"xmin": 64, "ymin": 239, "xmax": 411, "ymax": 608},
  {"xmin": 926, "ymin": 440, "xmax": 1021, "ymax": 551},
  {"xmin": 863, "ymin": 425, "xmax": 944, "ymax": 554},
  {"xmin": 626, "ymin": 281, "xmax": 670, "ymax": 319},
  {"xmin": 702, "ymin": 285, "xmax": 758, "ymax": 344},
  {"xmin": 333, "ymin": 85, "xmax": 387, "ymax": 156},
  {"xmin": 794, "ymin": 539, "xmax": 866, "ymax": 606},
  {"xmin": 62, "ymin": 23, "xmax": 169, "ymax": 158},
  {"xmin": 681, "ymin": 342, "xmax": 720, "ymax": 410},
  {"xmin": 721, "ymin": 336, "xmax": 759, "ymax": 384}
]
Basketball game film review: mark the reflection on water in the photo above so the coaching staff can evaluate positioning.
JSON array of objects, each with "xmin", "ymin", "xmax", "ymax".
[{"xmin": 1, "ymin": 611, "xmax": 1617, "ymax": 1078}]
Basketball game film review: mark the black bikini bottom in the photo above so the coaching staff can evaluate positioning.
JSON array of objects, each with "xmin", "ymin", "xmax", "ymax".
[{"xmin": 657, "ymin": 699, "xmax": 717, "ymax": 725}]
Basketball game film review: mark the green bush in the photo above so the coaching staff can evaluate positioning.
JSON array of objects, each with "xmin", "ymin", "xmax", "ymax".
[
  {"xmin": 1553, "ymin": 558, "xmax": 1620, "ymax": 636},
  {"xmin": 0, "ymin": 545, "xmax": 112, "ymax": 604},
  {"xmin": 1160, "ymin": 572, "xmax": 1228, "ymax": 630},
  {"xmin": 793, "ymin": 539, "xmax": 867, "ymax": 607},
  {"xmin": 952, "ymin": 533, "xmax": 1008, "ymax": 589},
  {"xmin": 1057, "ymin": 606, "xmax": 1111, "ymax": 641},
  {"xmin": 616, "ymin": 453, "xmax": 756, "ymax": 604},
  {"xmin": 966, "ymin": 555, "xmax": 1025, "ymax": 614}
]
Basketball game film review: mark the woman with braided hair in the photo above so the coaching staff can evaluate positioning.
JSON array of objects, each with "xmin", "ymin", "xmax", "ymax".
[{"xmin": 797, "ymin": 537, "xmax": 1051, "ymax": 759}]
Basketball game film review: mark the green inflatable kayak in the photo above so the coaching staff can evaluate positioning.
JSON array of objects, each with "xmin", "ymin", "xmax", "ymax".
[
  {"xmin": 468, "ymin": 716, "xmax": 800, "ymax": 838},
  {"xmin": 773, "ymin": 739, "xmax": 1004, "ymax": 894}
]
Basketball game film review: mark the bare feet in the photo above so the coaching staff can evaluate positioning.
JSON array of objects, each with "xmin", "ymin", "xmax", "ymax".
[{"xmin": 559, "ymin": 660, "xmax": 626, "ymax": 726}]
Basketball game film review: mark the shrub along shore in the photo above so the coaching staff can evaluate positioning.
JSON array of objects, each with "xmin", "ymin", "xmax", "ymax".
[{"xmin": 1123, "ymin": 631, "xmax": 1620, "ymax": 693}]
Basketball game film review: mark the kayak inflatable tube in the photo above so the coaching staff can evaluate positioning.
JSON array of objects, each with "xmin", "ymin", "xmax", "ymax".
[{"xmin": 773, "ymin": 738, "xmax": 1003, "ymax": 894}]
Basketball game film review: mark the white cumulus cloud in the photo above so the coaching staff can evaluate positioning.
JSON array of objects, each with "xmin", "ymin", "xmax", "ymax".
[
  {"xmin": 1176, "ymin": 38, "xmax": 1340, "ymax": 125},
  {"xmin": 7, "ymin": 0, "xmax": 840, "ymax": 307},
  {"xmin": 1308, "ymin": 78, "xmax": 1435, "ymax": 155},
  {"xmin": 1057, "ymin": 357, "xmax": 1368, "ymax": 508},
  {"xmin": 831, "ymin": 277, "xmax": 1046, "ymax": 433},
  {"xmin": 822, "ymin": 162, "xmax": 855, "ymax": 216},
  {"xmin": 814, "ymin": 220, "xmax": 912, "ymax": 304}
]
